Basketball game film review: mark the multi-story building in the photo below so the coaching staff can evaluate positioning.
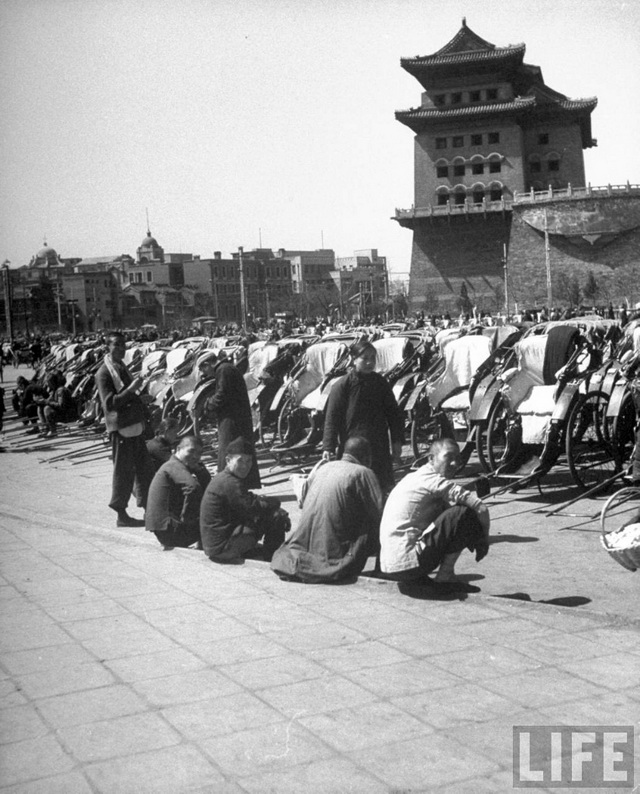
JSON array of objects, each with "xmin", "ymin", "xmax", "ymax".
[
  {"xmin": 332, "ymin": 249, "xmax": 389, "ymax": 317},
  {"xmin": 394, "ymin": 19, "xmax": 599, "ymax": 312}
]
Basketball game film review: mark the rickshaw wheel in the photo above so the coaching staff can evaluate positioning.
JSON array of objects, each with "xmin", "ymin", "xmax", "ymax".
[
  {"xmin": 162, "ymin": 394, "xmax": 194, "ymax": 436},
  {"xmin": 276, "ymin": 395, "xmax": 309, "ymax": 445},
  {"xmin": 566, "ymin": 391, "xmax": 616, "ymax": 491},
  {"xmin": 611, "ymin": 390, "xmax": 637, "ymax": 471},
  {"xmin": 486, "ymin": 400, "xmax": 512, "ymax": 471},
  {"xmin": 410, "ymin": 401, "xmax": 451, "ymax": 462}
]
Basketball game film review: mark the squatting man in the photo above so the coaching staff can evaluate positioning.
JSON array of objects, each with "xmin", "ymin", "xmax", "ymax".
[{"xmin": 379, "ymin": 438, "xmax": 490, "ymax": 589}]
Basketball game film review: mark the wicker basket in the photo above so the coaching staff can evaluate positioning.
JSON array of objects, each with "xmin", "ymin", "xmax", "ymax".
[{"xmin": 600, "ymin": 487, "xmax": 640, "ymax": 572}]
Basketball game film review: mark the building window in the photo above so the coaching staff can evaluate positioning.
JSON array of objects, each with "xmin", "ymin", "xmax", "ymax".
[
  {"xmin": 434, "ymin": 94, "xmax": 446, "ymax": 106},
  {"xmin": 453, "ymin": 192, "xmax": 466, "ymax": 206},
  {"xmin": 471, "ymin": 133, "xmax": 482, "ymax": 146},
  {"xmin": 486, "ymin": 88, "xmax": 498, "ymax": 100},
  {"xmin": 538, "ymin": 132, "xmax": 549, "ymax": 145},
  {"xmin": 473, "ymin": 188, "xmax": 485, "ymax": 204},
  {"xmin": 437, "ymin": 193, "xmax": 449, "ymax": 206},
  {"xmin": 435, "ymin": 137, "xmax": 447, "ymax": 149},
  {"xmin": 490, "ymin": 186, "xmax": 503, "ymax": 201},
  {"xmin": 472, "ymin": 162, "xmax": 484, "ymax": 175},
  {"xmin": 530, "ymin": 160, "xmax": 542, "ymax": 173},
  {"xmin": 452, "ymin": 135, "xmax": 464, "ymax": 148},
  {"xmin": 451, "ymin": 92, "xmax": 462, "ymax": 104},
  {"xmin": 488, "ymin": 131, "xmax": 500, "ymax": 144},
  {"xmin": 146, "ymin": 272, "xmax": 152, "ymax": 282},
  {"xmin": 489, "ymin": 160, "xmax": 501, "ymax": 173},
  {"xmin": 436, "ymin": 165, "xmax": 449, "ymax": 178},
  {"xmin": 470, "ymin": 90, "xmax": 481, "ymax": 103},
  {"xmin": 548, "ymin": 159, "xmax": 560, "ymax": 171},
  {"xmin": 453, "ymin": 164, "xmax": 465, "ymax": 177}
]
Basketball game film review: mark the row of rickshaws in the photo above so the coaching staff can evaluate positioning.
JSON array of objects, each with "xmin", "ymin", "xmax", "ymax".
[{"xmin": 36, "ymin": 315, "xmax": 640, "ymax": 494}]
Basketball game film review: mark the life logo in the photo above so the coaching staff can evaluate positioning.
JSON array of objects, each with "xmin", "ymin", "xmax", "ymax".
[{"xmin": 513, "ymin": 725, "xmax": 635, "ymax": 788}]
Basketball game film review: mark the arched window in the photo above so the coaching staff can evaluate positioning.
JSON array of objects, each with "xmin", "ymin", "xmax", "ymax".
[
  {"xmin": 436, "ymin": 186, "xmax": 450, "ymax": 206},
  {"xmin": 488, "ymin": 182, "xmax": 503, "ymax": 202},
  {"xmin": 546, "ymin": 151, "xmax": 561, "ymax": 172},
  {"xmin": 470, "ymin": 154, "xmax": 485, "ymax": 175},
  {"xmin": 528, "ymin": 154, "xmax": 542, "ymax": 174},
  {"xmin": 488, "ymin": 153, "xmax": 502, "ymax": 174},
  {"xmin": 452, "ymin": 185, "xmax": 467, "ymax": 206},
  {"xmin": 452, "ymin": 156, "xmax": 466, "ymax": 178},
  {"xmin": 435, "ymin": 157, "xmax": 449, "ymax": 179},
  {"xmin": 471, "ymin": 182, "xmax": 485, "ymax": 204}
]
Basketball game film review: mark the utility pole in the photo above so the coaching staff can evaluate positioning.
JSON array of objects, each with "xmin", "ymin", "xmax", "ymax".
[
  {"xmin": 2, "ymin": 262, "xmax": 14, "ymax": 343},
  {"xmin": 544, "ymin": 209, "xmax": 553, "ymax": 306},
  {"xmin": 237, "ymin": 246, "xmax": 247, "ymax": 329},
  {"xmin": 502, "ymin": 243, "xmax": 509, "ymax": 317}
]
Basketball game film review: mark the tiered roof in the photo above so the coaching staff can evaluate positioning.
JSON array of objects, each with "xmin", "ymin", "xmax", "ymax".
[{"xmin": 396, "ymin": 20, "xmax": 597, "ymax": 147}]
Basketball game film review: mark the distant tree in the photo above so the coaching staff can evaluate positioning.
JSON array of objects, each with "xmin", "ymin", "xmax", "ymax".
[{"xmin": 554, "ymin": 272, "xmax": 581, "ymax": 307}]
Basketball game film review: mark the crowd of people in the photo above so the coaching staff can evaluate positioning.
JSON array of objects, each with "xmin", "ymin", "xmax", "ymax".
[
  {"xmin": 5, "ymin": 300, "xmax": 639, "ymax": 591},
  {"xmin": 89, "ymin": 330, "xmax": 491, "ymax": 592}
]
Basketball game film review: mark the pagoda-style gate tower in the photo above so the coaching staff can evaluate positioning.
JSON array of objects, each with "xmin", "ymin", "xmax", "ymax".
[{"xmin": 394, "ymin": 20, "xmax": 597, "ymax": 313}]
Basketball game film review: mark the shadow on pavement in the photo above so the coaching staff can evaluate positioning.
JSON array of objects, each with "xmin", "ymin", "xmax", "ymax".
[
  {"xmin": 494, "ymin": 592, "xmax": 592, "ymax": 608},
  {"xmin": 490, "ymin": 534, "xmax": 539, "ymax": 544}
]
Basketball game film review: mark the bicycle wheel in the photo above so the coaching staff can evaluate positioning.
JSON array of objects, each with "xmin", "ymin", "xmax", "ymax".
[{"xmin": 566, "ymin": 392, "xmax": 616, "ymax": 491}]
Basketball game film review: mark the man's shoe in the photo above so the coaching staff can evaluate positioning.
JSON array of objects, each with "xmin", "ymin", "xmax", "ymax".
[
  {"xmin": 24, "ymin": 427, "xmax": 39, "ymax": 435},
  {"xmin": 116, "ymin": 513, "xmax": 146, "ymax": 527},
  {"xmin": 43, "ymin": 430, "xmax": 57, "ymax": 439}
]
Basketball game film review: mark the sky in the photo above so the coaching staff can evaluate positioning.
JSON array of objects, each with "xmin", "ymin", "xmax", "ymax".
[{"xmin": 1, "ymin": 0, "xmax": 638, "ymax": 279}]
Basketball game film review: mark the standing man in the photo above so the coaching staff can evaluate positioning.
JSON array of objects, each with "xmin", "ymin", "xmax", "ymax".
[
  {"xmin": 145, "ymin": 436, "xmax": 211, "ymax": 549},
  {"xmin": 96, "ymin": 332, "xmax": 153, "ymax": 527},
  {"xmin": 198, "ymin": 352, "xmax": 260, "ymax": 487}
]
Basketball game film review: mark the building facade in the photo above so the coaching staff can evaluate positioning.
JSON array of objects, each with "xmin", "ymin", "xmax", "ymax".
[{"xmin": 394, "ymin": 20, "xmax": 601, "ymax": 312}]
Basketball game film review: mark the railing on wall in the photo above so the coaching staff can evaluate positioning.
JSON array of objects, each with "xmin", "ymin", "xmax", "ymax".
[
  {"xmin": 513, "ymin": 182, "xmax": 640, "ymax": 203},
  {"xmin": 394, "ymin": 182, "xmax": 640, "ymax": 220}
]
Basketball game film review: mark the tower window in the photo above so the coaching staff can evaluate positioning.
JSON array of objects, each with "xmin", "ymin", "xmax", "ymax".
[
  {"xmin": 488, "ymin": 132, "xmax": 500, "ymax": 144},
  {"xmin": 435, "ymin": 137, "xmax": 447, "ymax": 149},
  {"xmin": 452, "ymin": 136, "xmax": 464, "ymax": 148},
  {"xmin": 473, "ymin": 189, "xmax": 485, "ymax": 204},
  {"xmin": 453, "ymin": 192, "xmax": 466, "ymax": 205},
  {"xmin": 548, "ymin": 159, "xmax": 560, "ymax": 171},
  {"xmin": 486, "ymin": 88, "xmax": 498, "ymax": 100},
  {"xmin": 434, "ymin": 94, "xmax": 446, "ymax": 106},
  {"xmin": 453, "ymin": 164, "xmax": 465, "ymax": 177},
  {"xmin": 489, "ymin": 160, "xmax": 502, "ymax": 173},
  {"xmin": 538, "ymin": 132, "xmax": 549, "ymax": 145},
  {"xmin": 490, "ymin": 186, "xmax": 503, "ymax": 201},
  {"xmin": 471, "ymin": 134, "xmax": 482, "ymax": 146},
  {"xmin": 470, "ymin": 90, "xmax": 481, "ymax": 103},
  {"xmin": 437, "ymin": 193, "xmax": 449, "ymax": 206},
  {"xmin": 472, "ymin": 163, "xmax": 484, "ymax": 175},
  {"xmin": 530, "ymin": 161, "xmax": 542, "ymax": 173},
  {"xmin": 451, "ymin": 92, "xmax": 462, "ymax": 104},
  {"xmin": 436, "ymin": 165, "xmax": 449, "ymax": 178}
]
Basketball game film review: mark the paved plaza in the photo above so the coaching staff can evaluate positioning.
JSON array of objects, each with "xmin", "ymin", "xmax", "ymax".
[{"xmin": 1, "ymin": 366, "xmax": 638, "ymax": 792}]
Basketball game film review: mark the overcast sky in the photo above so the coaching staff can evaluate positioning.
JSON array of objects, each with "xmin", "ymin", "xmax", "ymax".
[{"xmin": 1, "ymin": 0, "xmax": 638, "ymax": 276}]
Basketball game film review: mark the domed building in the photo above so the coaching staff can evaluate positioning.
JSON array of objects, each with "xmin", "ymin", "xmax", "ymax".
[
  {"xmin": 136, "ymin": 228, "xmax": 164, "ymax": 264},
  {"xmin": 28, "ymin": 240, "xmax": 66, "ymax": 270}
]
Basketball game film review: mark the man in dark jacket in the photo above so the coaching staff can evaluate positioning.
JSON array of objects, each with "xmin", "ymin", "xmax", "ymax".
[
  {"xmin": 145, "ymin": 436, "xmax": 211, "ymax": 549},
  {"xmin": 200, "ymin": 437, "xmax": 289, "ymax": 563},
  {"xmin": 198, "ymin": 354, "xmax": 260, "ymax": 487},
  {"xmin": 270, "ymin": 436, "xmax": 383, "ymax": 583},
  {"xmin": 96, "ymin": 333, "xmax": 153, "ymax": 527}
]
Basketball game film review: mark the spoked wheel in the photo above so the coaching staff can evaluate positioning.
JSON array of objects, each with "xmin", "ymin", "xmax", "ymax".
[
  {"xmin": 475, "ymin": 420, "xmax": 492, "ymax": 472},
  {"xmin": 161, "ymin": 394, "xmax": 194, "ymax": 436},
  {"xmin": 565, "ymin": 391, "xmax": 616, "ymax": 491},
  {"xmin": 410, "ymin": 401, "xmax": 451, "ymax": 462},
  {"xmin": 610, "ymin": 390, "xmax": 638, "ymax": 472},
  {"xmin": 486, "ymin": 399, "xmax": 513, "ymax": 472},
  {"xmin": 276, "ymin": 396, "xmax": 309, "ymax": 445}
]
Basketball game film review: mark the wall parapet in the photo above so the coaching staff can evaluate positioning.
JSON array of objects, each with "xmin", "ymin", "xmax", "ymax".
[{"xmin": 513, "ymin": 182, "xmax": 640, "ymax": 204}]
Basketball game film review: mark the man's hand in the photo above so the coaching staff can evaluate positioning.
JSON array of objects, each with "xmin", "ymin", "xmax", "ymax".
[
  {"xmin": 321, "ymin": 450, "xmax": 332, "ymax": 463},
  {"xmin": 129, "ymin": 376, "xmax": 144, "ymax": 393}
]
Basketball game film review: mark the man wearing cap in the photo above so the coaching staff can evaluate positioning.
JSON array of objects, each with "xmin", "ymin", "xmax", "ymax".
[
  {"xmin": 197, "ymin": 352, "xmax": 260, "ymax": 488},
  {"xmin": 200, "ymin": 437, "xmax": 289, "ymax": 563}
]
